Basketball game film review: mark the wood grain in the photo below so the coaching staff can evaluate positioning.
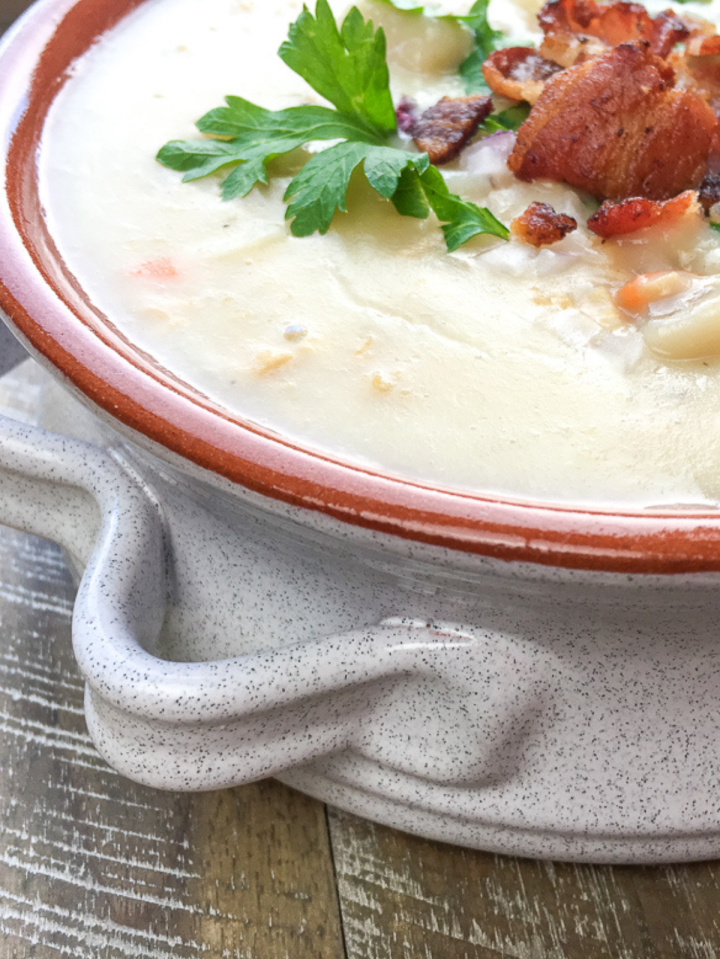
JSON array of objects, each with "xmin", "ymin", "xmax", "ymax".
[
  {"xmin": 0, "ymin": 520, "xmax": 346, "ymax": 959},
  {"xmin": 0, "ymin": 0, "xmax": 32, "ymax": 34},
  {"xmin": 328, "ymin": 809, "xmax": 720, "ymax": 958}
]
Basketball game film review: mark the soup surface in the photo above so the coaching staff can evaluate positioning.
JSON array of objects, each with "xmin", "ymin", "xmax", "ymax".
[{"xmin": 38, "ymin": 0, "xmax": 720, "ymax": 506}]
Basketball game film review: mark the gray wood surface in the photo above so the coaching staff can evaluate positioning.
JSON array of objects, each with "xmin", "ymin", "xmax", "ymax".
[
  {"xmin": 2, "ymin": 3, "xmax": 720, "ymax": 954},
  {"xmin": 0, "ymin": 0, "xmax": 32, "ymax": 36},
  {"xmin": 0, "ymin": 543, "xmax": 346, "ymax": 959},
  {"xmin": 328, "ymin": 809, "xmax": 720, "ymax": 959}
]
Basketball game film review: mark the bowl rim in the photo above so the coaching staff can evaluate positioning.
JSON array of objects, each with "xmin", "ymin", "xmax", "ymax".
[{"xmin": 2, "ymin": 0, "xmax": 720, "ymax": 575}]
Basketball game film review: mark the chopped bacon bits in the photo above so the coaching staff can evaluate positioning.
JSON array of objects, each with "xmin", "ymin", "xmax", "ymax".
[
  {"xmin": 411, "ymin": 95, "xmax": 493, "ymax": 165},
  {"xmin": 537, "ymin": 0, "xmax": 694, "ymax": 57},
  {"xmin": 510, "ymin": 201, "xmax": 578, "ymax": 246},
  {"xmin": 482, "ymin": 48, "xmax": 563, "ymax": 104},
  {"xmin": 686, "ymin": 34, "xmax": 720, "ymax": 58},
  {"xmin": 681, "ymin": 40, "xmax": 720, "ymax": 103},
  {"xmin": 539, "ymin": 31, "xmax": 609, "ymax": 69},
  {"xmin": 539, "ymin": 0, "xmax": 650, "ymax": 45},
  {"xmin": 587, "ymin": 190, "xmax": 700, "ymax": 238},
  {"xmin": 651, "ymin": 10, "xmax": 694, "ymax": 59},
  {"xmin": 508, "ymin": 44, "xmax": 716, "ymax": 201}
]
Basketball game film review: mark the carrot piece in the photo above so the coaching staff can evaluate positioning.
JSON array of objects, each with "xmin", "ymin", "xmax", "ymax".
[
  {"xmin": 615, "ymin": 270, "xmax": 696, "ymax": 315},
  {"xmin": 132, "ymin": 257, "xmax": 179, "ymax": 279}
]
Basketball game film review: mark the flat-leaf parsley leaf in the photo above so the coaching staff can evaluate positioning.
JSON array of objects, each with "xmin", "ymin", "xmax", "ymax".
[
  {"xmin": 482, "ymin": 102, "xmax": 530, "ymax": 133},
  {"xmin": 279, "ymin": 2, "xmax": 397, "ymax": 136},
  {"xmin": 157, "ymin": 0, "xmax": 508, "ymax": 249}
]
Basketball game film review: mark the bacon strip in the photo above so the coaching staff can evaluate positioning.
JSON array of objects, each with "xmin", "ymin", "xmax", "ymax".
[
  {"xmin": 508, "ymin": 44, "xmax": 716, "ymax": 202},
  {"xmin": 678, "ymin": 36, "xmax": 720, "ymax": 105},
  {"xmin": 686, "ymin": 35, "xmax": 720, "ymax": 57},
  {"xmin": 537, "ymin": 0, "xmax": 694, "ymax": 58},
  {"xmin": 587, "ymin": 190, "xmax": 700, "ymax": 238},
  {"xmin": 651, "ymin": 10, "xmax": 696, "ymax": 58},
  {"xmin": 538, "ymin": 31, "xmax": 608, "ymax": 69},
  {"xmin": 482, "ymin": 48, "xmax": 563, "ymax": 104},
  {"xmin": 411, "ymin": 95, "xmax": 493, "ymax": 165},
  {"xmin": 511, "ymin": 202, "xmax": 578, "ymax": 246}
]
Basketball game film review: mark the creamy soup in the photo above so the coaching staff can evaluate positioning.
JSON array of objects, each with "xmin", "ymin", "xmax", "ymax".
[{"xmin": 38, "ymin": 0, "xmax": 720, "ymax": 506}]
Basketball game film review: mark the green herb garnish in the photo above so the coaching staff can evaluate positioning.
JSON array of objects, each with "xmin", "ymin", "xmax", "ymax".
[
  {"xmin": 279, "ymin": 2, "xmax": 397, "ymax": 137},
  {"xmin": 482, "ymin": 102, "xmax": 531, "ymax": 133},
  {"xmin": 710, "ymin": 221, "xmax": 720, "ymax": 233},
  {"xmin": 157, "ymin": 0, "xmax": 508, "ymax": 251},
  {"xmin": 456, "ymin": 0, "xmax": 505, "ymax": 92},
  {"xmin": 375, "ymin": 0, "xmax": 507, "ymax": 92}
]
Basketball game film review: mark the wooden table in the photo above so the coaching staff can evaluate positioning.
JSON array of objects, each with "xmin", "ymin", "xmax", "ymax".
[{"xmin": 3, "ymin": 7, "xmax": 720, "ymax": 955}]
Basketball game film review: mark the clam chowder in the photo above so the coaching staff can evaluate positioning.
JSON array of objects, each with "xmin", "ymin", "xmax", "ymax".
[{"xmin": 38, "ymin": 0, "xmax": 720, "ymax": 506}]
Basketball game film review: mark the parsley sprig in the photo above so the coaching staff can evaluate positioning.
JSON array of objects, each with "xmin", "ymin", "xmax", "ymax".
[
  {"xmin": 157, "ymin": 0, "xmax": 507, "ymax": 251},
  {"xmin": 455, "ymin": 0, "xmax": 505, "ymax": 93},
  {"xmin": 482, "ymin": 102, "xmax": 530, "ymax": 132},
  {"xmin": 374, "ymin": 0, "xmax": 504, "ymax": 92}
]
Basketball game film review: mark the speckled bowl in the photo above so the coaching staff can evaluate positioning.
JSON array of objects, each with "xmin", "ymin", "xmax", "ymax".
[{"xmin": 3, "ymin": 0, "xmax": 720, "ymax": 864}]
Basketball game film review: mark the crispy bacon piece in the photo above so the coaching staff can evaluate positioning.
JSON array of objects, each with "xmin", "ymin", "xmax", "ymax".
[
  {"xmin": 539, "ymin": 32, "xmax": 609, "ymax": 69},
  {"xmin": 686, "ymin": 35, "xmax": 720, "ymax": 57},
  {"xmin": 679, "ymin": 35, "xmax": 720, "ymax": 105},
  {"xmin": 651, "ymin": 9, "xmax": 696, "ymax": 58},
  {"xmin": 411, "ymin": 95, "xmax": 493, "ymax": 165},
  {"xmin": 482, "ymin": 48, "xmax": 563, "ymax": 104},
  {"xmin": 537, "ymin": 0, "xmax": 694, "ymax": 57},
  {"xmin": 508, "ymin": 44, "xmax": 716, "ymax": 201},
  {"xmin": 538, "ymin": 0, "xmax": 647, "ymax": 42},
  {"xmin": 510, "ymin": 202, "xmax": 578, "ymax": 246},
  {"xmin": 587, "ymin": 190, "xmax": 700, "ymax": 237}
]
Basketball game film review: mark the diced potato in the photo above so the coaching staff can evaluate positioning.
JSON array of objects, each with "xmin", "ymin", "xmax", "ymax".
[
  {"xmin": 357, "ymin": 0, "xmax": 474, "ymax": 74},
  {"xmin": 580, "ymin": 287, "xmax": 623, "ymax": 331},
  {"xmin": 643, "ymin": 294, "xmax": 720, "ymax": 359},
  {"xmin": 508, "ymin": 0, "xmax": 546, "ymax": 15}
]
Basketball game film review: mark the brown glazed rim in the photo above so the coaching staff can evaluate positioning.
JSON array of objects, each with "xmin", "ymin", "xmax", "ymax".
[{"xmin": 2, "ymin": 0, "xmax": 720, "ymax": 575}]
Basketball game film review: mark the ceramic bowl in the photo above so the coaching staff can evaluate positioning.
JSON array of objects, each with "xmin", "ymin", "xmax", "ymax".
[{"xmin": 2, "ymin": 0, "xmax": 720, "ymax": 864}]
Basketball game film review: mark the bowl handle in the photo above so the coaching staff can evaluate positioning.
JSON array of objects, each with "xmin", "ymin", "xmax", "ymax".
[{"xmin": 0, "ymin": 413, "xmax": 479, "ymax": 789}]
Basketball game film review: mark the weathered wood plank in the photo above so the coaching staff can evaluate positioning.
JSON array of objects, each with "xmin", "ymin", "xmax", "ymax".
[
  {"xmin": 328, "ymin": 808, "xmax": 720, "ymax": 959},
  {"xmin": 0, "ymin": 535, "xmax": 348, "ymax": 959},
  {"xmin": 0, "ymin": 0, "xmax": 33, "ymax": 35},
  {"xmin": 0, "ymin": 521, "xmax": 346, "ymax": 959}
]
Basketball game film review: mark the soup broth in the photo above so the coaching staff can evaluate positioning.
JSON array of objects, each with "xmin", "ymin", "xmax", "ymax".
[{"xmin": 38, "ymin": 0, "xmax": 720, "ymax": 507}]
